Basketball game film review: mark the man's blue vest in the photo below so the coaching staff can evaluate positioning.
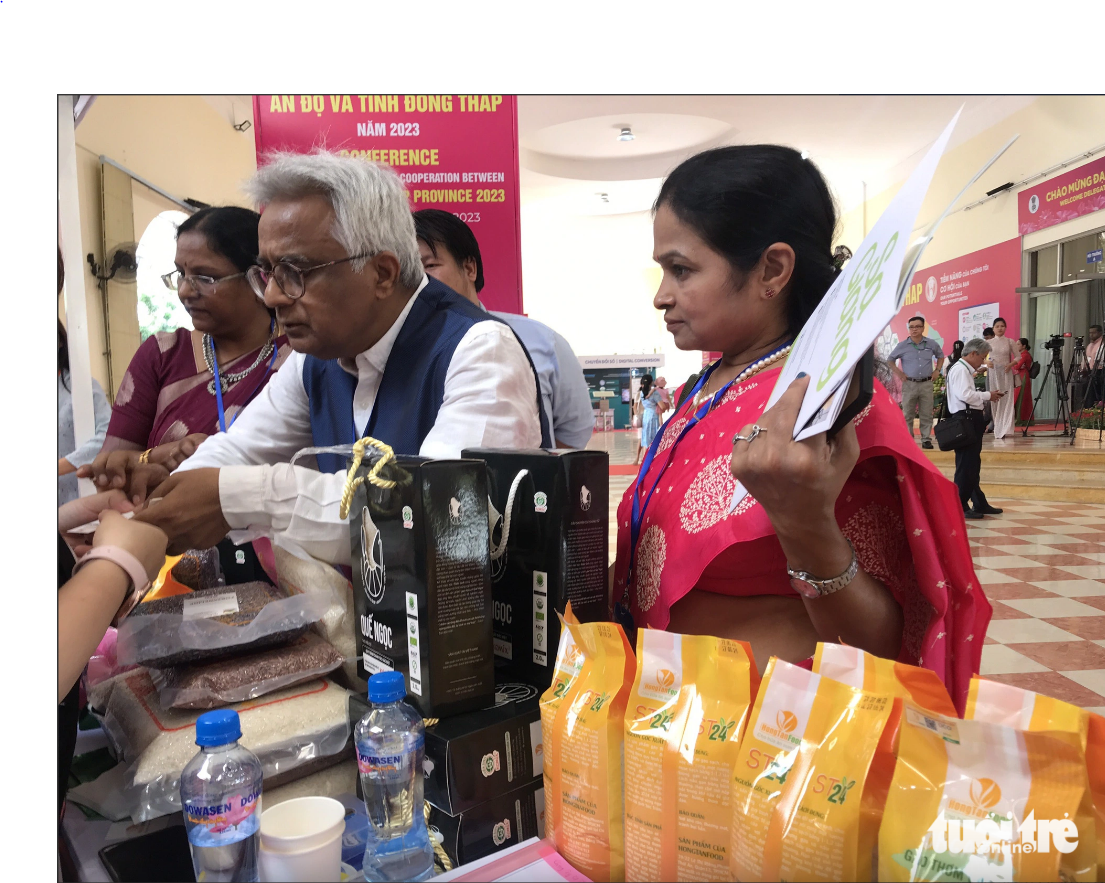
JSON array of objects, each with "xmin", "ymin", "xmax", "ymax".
[{"xmin": 302, "ymin": 277, "xmax": 551, "ymax": 473}]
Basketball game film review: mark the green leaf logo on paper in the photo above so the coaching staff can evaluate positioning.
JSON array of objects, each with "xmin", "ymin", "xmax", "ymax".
[
  {"xmin": 407, "ymin": 595, "xmax": 416, "ymax": 614},
  {"xmin": 536, "ymin": 574, "xmax": 544, "ymax": 589},
  {"xmin": 534, "ymin": 492, "xmax": 548, "ymax": 513}
]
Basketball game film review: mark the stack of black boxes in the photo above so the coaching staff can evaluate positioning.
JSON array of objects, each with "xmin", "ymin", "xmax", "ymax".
[{"xmin": 347, "ymin": 449, "xmax": 608, "ymax": 869}]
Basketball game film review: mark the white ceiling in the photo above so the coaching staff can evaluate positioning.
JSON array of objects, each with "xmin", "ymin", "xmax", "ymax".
[
  {"xmin": 217, "ymin": 95, "xmax": 1037, "ymax": 219},
  {"xmin": 518, "ymin": 95, "xmax": 1037, "ymax": 217}
]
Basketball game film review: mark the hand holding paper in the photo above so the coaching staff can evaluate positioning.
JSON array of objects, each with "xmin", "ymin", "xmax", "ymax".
[{"xmin": 728, "ymin": 108, "xmax": 1018, "ymax": 513}]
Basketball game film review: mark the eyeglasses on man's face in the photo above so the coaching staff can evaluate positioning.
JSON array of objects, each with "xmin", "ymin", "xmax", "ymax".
[
  {"xmin": 246, "ymin": 253, "xmax": 374, "ymax": 300},
  {"xmin": 162, "ymin": 270, "xmax": 247, "ymax": 295}
]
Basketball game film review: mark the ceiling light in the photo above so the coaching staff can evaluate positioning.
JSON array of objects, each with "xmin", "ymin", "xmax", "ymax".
[{"xmin": 617, "ymin": 127, "xmax": 635, "ymax": 142}]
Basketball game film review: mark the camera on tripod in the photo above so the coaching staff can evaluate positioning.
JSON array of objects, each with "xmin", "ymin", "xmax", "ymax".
[{"xmin": 1043, "ymin": 334, "xmax": 1065, "ymax": 352}]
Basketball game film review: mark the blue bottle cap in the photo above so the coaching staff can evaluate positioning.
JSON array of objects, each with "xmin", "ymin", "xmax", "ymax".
[
  {"xmin": 195, "ymin": 709, "xmax": 242, "ymax": 747},
  {"xmin": 369, "ymin": 671, "xmax": 407, "ymax": 704}
]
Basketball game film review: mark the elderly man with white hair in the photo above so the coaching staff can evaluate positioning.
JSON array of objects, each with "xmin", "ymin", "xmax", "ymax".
[
  {"xmin": 127, "ymin": 150, "xmax": 548, "ymax": 565},
  {"xmin": 945, "ymin": 337, "xmax": 1006, "ymax": 520}
]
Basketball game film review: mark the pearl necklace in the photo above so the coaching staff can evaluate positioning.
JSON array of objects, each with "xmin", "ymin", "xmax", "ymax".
[
  {"xmin": 203, "ymin": 328, "xmax": 275, "ymax": 396},
  {"xmin": 692, "ymin": 344, "xmax": 793, "ymax": 409}
]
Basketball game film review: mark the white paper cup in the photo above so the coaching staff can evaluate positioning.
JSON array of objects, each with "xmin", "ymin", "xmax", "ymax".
[{"xmin": 258, "ymin": 796, "xmax": 346, "ymax": 882}]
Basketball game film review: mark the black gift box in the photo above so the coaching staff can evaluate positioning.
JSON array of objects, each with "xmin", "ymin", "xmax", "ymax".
[
  {"xmin": 429, "ymin": 778, "xmax": 545, "ymax": 870},
  {"xmin": 461, "ymin": 448, "xmax": 609, "ymax": 687},
  {"xmin": 349, "ymin": 456, "xmax": 495, "ymax": 718},
  {"xmin": 423, "ymin": 681, "xmax": 542, "ymax": 815},
  {"xmin": 350, "ymin": 682, "xmax": 543, "ymax": 816}
]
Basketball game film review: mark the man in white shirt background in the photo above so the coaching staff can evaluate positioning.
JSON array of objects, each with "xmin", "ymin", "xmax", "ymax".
[
  {"xmin": 945, "ymin": 337, "xmax": 1006, "ymax": 520},
  {"xmin": 125, "ymin": 151, "xmax": 544, "ymax": 565},
  {"xmin": 413, "ymin": 209, "xmax": 594, "ymax": 449}
]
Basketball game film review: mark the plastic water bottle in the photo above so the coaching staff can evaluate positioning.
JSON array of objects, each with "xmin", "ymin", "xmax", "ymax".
[
  {"xmin": 180, "ymin": 709, "xmax": 263, "ymax": 883},
  {"xmin": 356, "ymin": 671, "xmax": 434, "ymax": 882}
]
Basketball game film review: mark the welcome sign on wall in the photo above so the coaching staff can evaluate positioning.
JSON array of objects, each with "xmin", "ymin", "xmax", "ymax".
[{"xmin": 252, "ymin": 95, "xmax": 524, "ymax": 314}]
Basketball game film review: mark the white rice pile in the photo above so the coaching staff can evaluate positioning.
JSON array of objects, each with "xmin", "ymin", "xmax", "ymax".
[{"xmin": 91, "ymin": 669, "xmax": 351, "ymax": 821}]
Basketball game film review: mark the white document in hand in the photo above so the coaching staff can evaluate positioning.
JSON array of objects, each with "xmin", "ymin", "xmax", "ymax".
[{"xmin": 726, "ymin": 108, "xmax": 963, "ymax": 511}]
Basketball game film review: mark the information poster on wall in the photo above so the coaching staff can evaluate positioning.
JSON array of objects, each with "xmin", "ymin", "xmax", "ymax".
[
  {"xmin": 880, "ymin": 237, "xmax": 1021, "ymax": 360},
  {"xmin": 252, "ymin": 95, "xmax": 524, "ymax": 314},
  {"xmin": 958, "ymin": 302, "xmax": 1000, "ymax": 342},
  {"xmin": 1018, "ymin": 155, "xmax": 1105, "ymax": 236}
]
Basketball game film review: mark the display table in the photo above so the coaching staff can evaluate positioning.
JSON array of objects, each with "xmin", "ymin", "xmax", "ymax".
[
  {"xmin": 434, "ymin": 838, "xmax": 587, "ymax": 883},
  {"xmin": 61, "ymin": 793, "xmax": 368, "ymax": 883}
]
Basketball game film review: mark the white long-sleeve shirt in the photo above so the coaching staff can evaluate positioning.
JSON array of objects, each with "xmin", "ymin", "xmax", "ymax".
[
  {"xmin": 177, "ymin": 277, "xmax": 542, "ymax": 565},
  {"xmin": 946, "ymin": 359, "xmax": 989, "ymax": 414},
  {"xmin": 488, "ymin": 308, "xmax": 594, "ymax": 449}
]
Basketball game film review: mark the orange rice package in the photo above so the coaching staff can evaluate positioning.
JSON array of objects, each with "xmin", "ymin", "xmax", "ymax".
[
  {"xmin": 730, "ymin": 656, "xmax": 893, "ymax": 882},
  {"xmin": 964, "ymin": 676, "xmax": 1101, "ymax": 881},
  {"xmin": 813, "ymin": 642, "xmax": 957, "ymax": 716},
  {"xmin": 540, "ymin": 602, "xmax": 582, "ymax": 862},
  {"xmin": 880, "ymin": 704, "xmax": 1094, "ymax": 882},
  {"xmin": 540, "ymin": 606, "xmax": 634, "ymax": 882},
  {"xmin": 623, "ymin": 630, "xmax": 759, "ymax": 881},
  {"xmin": 1089, "ymin": 713, "xmax": 1105, "ymax": 882},
  {"xmin": 813, "ymin": 642, "xmax": 959, "ymax": 873}
]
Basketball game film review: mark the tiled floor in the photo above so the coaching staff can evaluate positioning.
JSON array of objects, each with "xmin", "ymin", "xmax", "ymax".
[
  {"xmin": 589, "ymin": 428, "xmax": 1105, "ymax": 714},
  {"xmin": 968, "ymin": 500, "xmax": 1105, "ymax": 715}
]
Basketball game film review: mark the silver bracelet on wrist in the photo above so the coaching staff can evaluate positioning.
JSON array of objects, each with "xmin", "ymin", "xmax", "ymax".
[{"xmin": 787, "ymin": 539, "xmax": 859, "ymax": 599}]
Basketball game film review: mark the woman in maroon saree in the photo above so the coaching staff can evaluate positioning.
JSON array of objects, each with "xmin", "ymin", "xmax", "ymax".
[
  {"xmin": 96, "ymin": 207, "xmax": 290, "ymax": 461},
  {"xmin": 610, "ymin": 146, "xmax": 990, "ymax": 714},
  {"xmin": 85, "ymin": 207, "xmax": 289, "ymax": 583}
]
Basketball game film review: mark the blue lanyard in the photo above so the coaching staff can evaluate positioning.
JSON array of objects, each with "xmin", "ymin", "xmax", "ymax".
[
  {"xmin": 211, "ymin": 323, "xmax": 278, "ymax": 433},
  {"xmin": 626, "ymin": 364, "xmax": 722, "ymax": 585},
  {"xmin": 623, "ymin": 342, "xmax": 792, "ymax": 609}
]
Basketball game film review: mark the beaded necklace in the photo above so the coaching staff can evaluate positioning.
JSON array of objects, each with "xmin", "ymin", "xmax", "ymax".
[{"xmin": 692, "ymin": 344, "xmax": 793, "ymax": 410}]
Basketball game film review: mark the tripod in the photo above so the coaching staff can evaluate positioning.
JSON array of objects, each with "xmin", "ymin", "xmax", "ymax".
[
  {"xmin": 1022, "ymin": 341, "xmax": 1074, "ymax": 437},
  {"xmin": 1070, "ymin": 339, "xmax": 1104, "ymax": 446}
]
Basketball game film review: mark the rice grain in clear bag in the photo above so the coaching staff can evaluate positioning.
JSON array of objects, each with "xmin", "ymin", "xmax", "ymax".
[
  {"xmin": 151, "ymin": 633, "xmax": 345, "ymax": 709},
  {"xmin": 117, "ymin": 581, "xmax": 333, "ymax": 668},
  {"xmin": 91, "ymin": 670, "xmax": 351, "ymax": 822}
]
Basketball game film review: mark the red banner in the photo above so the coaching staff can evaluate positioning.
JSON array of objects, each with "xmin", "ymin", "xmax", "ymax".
[
  {"xmin": 252, "ymin": 95, "xmax": 524, "ymax": 314},
  {"xmin": 1018, "ymin": 155, "xmax": 1105, "ymax": 236},
  {"xmin": 879, "ymin": 238, "xmax": 1022, "ymax": 360}
]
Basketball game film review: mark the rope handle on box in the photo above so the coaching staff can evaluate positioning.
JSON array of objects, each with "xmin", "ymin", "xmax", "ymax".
[
  {"xmin": 423, "ymin": 793, "xmax": 454, "ymax": 872},
  {"xmin": 489, "ymin": 469, "xmax": 529, "ymax": 562},
  {"xmin": 339, "ymin": 437, "xmax": 399, "ymax": 520}
]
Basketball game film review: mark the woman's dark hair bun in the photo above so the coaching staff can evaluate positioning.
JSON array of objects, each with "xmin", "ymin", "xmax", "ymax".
[
  {"xmin": 176, "ymin": 206, "xmax": 261, "ymax": 273},
  {"xmin": 656, "ymin": 145, "xmax": 840, "ymax": 335}
]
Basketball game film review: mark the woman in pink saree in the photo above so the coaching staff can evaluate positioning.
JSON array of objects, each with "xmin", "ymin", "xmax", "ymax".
[{"xmin": 610, "ymin": 146, "xmax": 990, "ymax": 713}]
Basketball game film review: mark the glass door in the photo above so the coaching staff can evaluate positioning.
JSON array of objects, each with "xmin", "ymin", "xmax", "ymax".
[{"xmin": 1029, "ymin": 292, "xmax": 1063, "ymax": 421}]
